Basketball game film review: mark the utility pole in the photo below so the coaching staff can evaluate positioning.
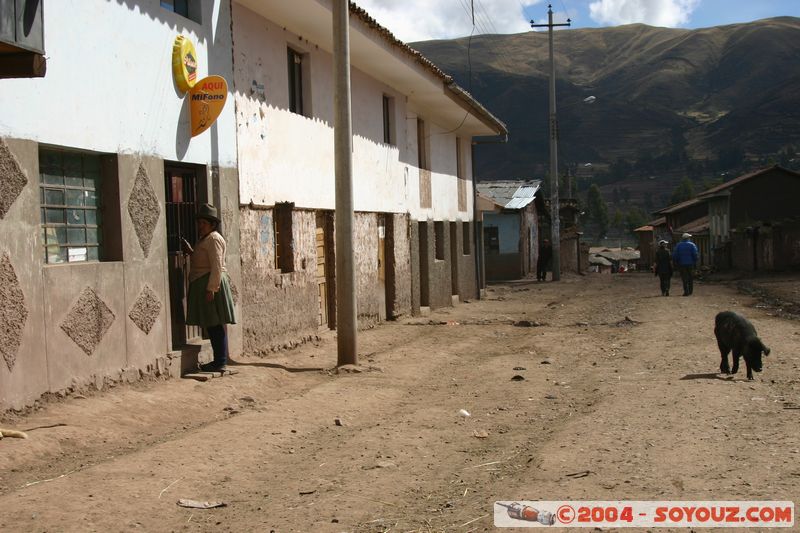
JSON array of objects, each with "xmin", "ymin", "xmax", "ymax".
[
  {"xmin": 531, "ymin": 5, "xmax": 570, "ymax": 281},
  {"xmin": 333, "ymin": 0, "xmax": 357, "ymax": 365}
]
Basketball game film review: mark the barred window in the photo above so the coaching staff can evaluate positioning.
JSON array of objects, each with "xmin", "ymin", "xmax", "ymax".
[{"xmin": 39, "ymin": 149, "xmax": 102, "ymax": 264}]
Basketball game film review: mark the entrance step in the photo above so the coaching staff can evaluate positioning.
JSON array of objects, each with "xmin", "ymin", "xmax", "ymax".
[
  {"xmin": 168, "ymin": 340, "xmax": 214, "ymax": 377},
  {"xmin": 183, "ymin": 368, "xmax": 240, "ymax": 381}
]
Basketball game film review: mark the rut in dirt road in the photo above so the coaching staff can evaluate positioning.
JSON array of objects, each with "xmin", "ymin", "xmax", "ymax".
[{"xmin": 0, "ymin": 275, "xmax": 798, "ymax": 532}]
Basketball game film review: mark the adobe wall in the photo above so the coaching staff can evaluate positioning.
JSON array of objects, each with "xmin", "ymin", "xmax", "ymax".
[
  {"xmin": 354, "ymin": 213, "xmax": 382, "ymax": 327},
  {"xmin": 390, "ymin": 213, "xmax": 412, "ymax": 317},
  {"xmin": 238, "ymin": 207, "xmax": 319, "ymax": 354},
  {"xmin": 455, "ymin": 221, "xmax": 478, "ymax": 300},
  {"xmin": 410, "ymin": 221, "xmax": 421, "ymax": 315},
  {"xmin": 419, "ymin": 220, "xmax": 453, "ymax": 310}
]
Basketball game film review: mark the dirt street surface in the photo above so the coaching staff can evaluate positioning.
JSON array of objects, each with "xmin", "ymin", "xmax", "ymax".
[{"xmin": 1, "ymin": 274, "xmax": 798, "ymax": 532}]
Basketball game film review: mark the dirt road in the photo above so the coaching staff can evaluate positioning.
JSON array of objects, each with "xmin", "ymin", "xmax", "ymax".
[{"xmin": 1, "ymin": 273, "xmax": 798, "ymax": 532}]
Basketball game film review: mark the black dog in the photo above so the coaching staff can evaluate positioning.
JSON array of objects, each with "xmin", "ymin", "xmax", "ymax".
[{"xmin": 714, "ymin": 311, "xmax": 770, "ymax": 380}]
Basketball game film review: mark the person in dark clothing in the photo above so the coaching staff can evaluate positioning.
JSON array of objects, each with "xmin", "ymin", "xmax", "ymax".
[
  {"xmin": 672, "ymin": 232, "xmax": 699, "ymax": 296},
  {"xmin": 537, "ymin": 239, "xmax": 552, "ymax": 281},
  {"xmin": 653, "ymin": 240, "xmax": 673, "ymax": 296}
]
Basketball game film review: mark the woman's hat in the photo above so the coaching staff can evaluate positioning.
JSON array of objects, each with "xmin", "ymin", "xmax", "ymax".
[{"xmin": 196, "ymin": 203, "xmax": 220, "ymax": 223}]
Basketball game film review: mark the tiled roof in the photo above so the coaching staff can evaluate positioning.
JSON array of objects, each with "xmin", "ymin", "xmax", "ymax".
[
  {"xmin": 350, "ymin": 2, "xmax": 507, "ymax": 135},
  {"xmin": 697, "ymin": 165, "xmax": 800, "ymax": 198},
  {"xmin": 654, "ymin": 196, "xmax": 706, "ymax": 215}
]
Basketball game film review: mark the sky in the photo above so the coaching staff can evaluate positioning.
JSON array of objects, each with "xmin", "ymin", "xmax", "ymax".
[{"xmin": 354, "ymin": 0, "xmax": 800, "ymax": 42}]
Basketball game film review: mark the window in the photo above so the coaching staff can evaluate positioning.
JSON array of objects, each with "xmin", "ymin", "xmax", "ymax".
[
  {"xmin": 417, "ymin": 118, "xmax": 429, "ymax": 170},
  {"xmin": 274, "ymin": 203, "xmax": 294, "ymax": 273},
  {"xmin": 287, "ymin": 48, "xmax": 305, "ymax": 116},
  {"xmin": 382, "ymin": 95, "xmax": 395, "ymax": 145},
  {"xmin": 462, "ymin": 221, "xmax": 471, "ymax": 255},
  {"xmin": 160, "ymin": 0, "xmax": 201, "ymax": 22},
  {"xmin": 484, "ymin": 226, "xmax": 499, "ymax": 254},
  {"xmin": 39, "ymin": 149, "xmax": 110, "ymax": 264},
  {"xmin": 434, "ymin": 221, "xmax": 445, "ymax": 260}
]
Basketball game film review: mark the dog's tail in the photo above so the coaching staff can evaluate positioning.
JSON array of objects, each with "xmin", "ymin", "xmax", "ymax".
[{"xmin": 0, "ymin": 429, "xmax": 29, "ymax": 439}]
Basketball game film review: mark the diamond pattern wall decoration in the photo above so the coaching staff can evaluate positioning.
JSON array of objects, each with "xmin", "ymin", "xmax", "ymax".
[
  {"xmin": 127, "ymin": 163, "xmax": 160, "ymax": 258},
  {"xmin": 0, "ymin": 138, "xmax": 28, "ymax": 220},
  {"xmin": 0, "ymin": 252, "xmax": 28, "ymax": 372},
  {"xmin": 60, "ymin": 287, "xmax": 115, "ymax": 356},
  {"xmin": 128, "ymin": 284, "xmax": 162, "ymax": 334}
]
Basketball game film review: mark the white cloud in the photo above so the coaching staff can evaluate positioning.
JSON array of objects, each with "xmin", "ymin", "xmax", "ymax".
[
  {"xmin": 588, "ymin": 0, "xmax": 700, "ymax": 27},
  {"xmin": 353, "ymin": 0, "xmax": 544, "ymax": 42}
]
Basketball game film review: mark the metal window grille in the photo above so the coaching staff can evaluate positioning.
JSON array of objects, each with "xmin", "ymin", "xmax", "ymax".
[
  {"xmin": 288, "ymin": 48, "xmax": 304, "ymax": 116},
  {"xmin": 39, "ymin": 149, "xmax": 102, "ymax": 264},
  {"xmin": 382, "ymin": 95, "xmax": 393, "ymax": 145}
]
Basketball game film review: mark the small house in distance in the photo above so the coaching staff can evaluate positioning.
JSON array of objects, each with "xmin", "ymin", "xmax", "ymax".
[
  {"xmin": 476, "ymin": 180, "xmax": 543, "ymax": 281},
  {"xmin": 697, "ymin": 165, "xmax": 800, "ymax": 270}
]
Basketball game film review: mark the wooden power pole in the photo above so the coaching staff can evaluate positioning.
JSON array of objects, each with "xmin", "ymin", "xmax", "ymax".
[{"xmin": 531, "ymin": 5, "xmax": 570, "ymax": 281}]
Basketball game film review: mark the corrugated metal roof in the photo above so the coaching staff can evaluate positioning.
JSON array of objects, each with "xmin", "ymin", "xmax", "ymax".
[
  {"xmin": 589, "ymin": 255, "xmax": 613, "ymax": 266},
  {"xmin": 476, "ymin": 180, "xmax": 542, "ymax": 210}
]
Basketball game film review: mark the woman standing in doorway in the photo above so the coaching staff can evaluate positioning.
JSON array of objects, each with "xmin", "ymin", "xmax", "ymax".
[{"xmin": 183, "ymin": 204, "xmax": 236, "ymax": 372}]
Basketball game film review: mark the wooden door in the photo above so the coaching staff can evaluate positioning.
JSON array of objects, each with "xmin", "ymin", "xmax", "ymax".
[
  {"xmin": 315, "ymin": 212, "xmax": 328, "ymax": 328},
  {"xmin": 378, "ymin": 215, "xmax": 386, "ymax": 320}
]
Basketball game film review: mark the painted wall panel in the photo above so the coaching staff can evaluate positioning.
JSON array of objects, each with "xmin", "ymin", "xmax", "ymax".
[{"xmin": 0, "ymin": 1, "xmax": 237, "ymax": 166}]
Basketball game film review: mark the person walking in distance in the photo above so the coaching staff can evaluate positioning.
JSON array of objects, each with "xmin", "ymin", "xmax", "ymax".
[
  {"xmin": 537, "ymin": 238, "xmax": 553, "ymax": 281},
  {"xmin": 672, "ymin": 232, "xmax": 698, "ymax": 296},
  {"xmin": 182, "ymin": 204, "xmax": 236, "ymax": 372},
  {"xmin": 653, "ymin": 240, "xmax": 673, "ymax": 296}
]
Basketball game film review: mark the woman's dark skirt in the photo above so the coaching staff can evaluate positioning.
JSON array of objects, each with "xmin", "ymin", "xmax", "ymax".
[{"xmin": 186, "ymin": 272, "xmax": 236, "ymax": 327}]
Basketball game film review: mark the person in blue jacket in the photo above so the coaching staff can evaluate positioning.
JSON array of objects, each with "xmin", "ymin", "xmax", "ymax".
[{"xmin": 672, "ymin": 232, "xmax": 699, "ymax": 296}]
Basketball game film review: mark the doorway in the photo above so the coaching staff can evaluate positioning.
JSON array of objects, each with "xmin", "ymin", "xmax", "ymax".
[
  {"xmin": 164, "ymin": 164, "xmax": 203, "ymax": 349},
  {"xmin": 449, "ymin": 221, "xmax": 459, "ymax": 297},
  {"xmin": 315, "ymin": 211, "xmax": 331, "ymax": 329},
  {"xmin": 419, "ymin": 221, "xmax": 430, "ymax": 307},
  {"xmin": 378, "ymin": 214, "xmax": 395, "ymax": 320}
]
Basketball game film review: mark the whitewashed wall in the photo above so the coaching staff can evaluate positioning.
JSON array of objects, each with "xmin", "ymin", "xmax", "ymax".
[
  {"xmin": 0, "ymin": 0, "xmax": 236, "ymax": 166},
  {"xmin": 233, "ymin": 3, "xmax": 474, "ymax": 220}
]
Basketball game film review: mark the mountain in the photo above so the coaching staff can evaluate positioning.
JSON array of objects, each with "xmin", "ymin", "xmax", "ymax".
[{"xmin": 412, "ymin": 17, "xmax": 800, "ymax": 202}]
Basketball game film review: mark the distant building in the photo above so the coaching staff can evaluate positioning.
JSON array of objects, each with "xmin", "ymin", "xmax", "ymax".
[
  {"xmin": 476, "ymin": 180, "xmax": 543, "ymax": 281},
  {"xmin": 589, "ymin": 247, "xmax": 640, "ymax": 272},
  {"xmin": 697, "ymin": 165, "xmax": 800, "ymax": 270},
  {"xmin": 649, "ymin": 165, "xmax": 800, "ymax": 272}
]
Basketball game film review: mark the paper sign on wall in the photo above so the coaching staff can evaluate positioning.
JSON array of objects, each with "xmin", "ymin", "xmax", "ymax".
[{"xmin": 189, "ymin": 75, "xmax": 228, "ymax": 137}]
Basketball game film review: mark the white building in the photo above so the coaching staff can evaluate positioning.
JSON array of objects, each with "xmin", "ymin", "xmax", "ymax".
[
  {"xmin": 0, "ymin": 0, "xmax": 238, "ymax": 409},
  {"xmin": 0, "ymin": 0, "xmax": 506, "ymax": 410},
  {"xmin": 230, "ymin": 0, "xmax": 506, "ymax": 352}
]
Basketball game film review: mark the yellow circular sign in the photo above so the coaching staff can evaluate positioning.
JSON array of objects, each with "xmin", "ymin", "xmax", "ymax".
[{"xmin": 172, "ymin": 35, "xmax": 198, "ymax": 93}]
